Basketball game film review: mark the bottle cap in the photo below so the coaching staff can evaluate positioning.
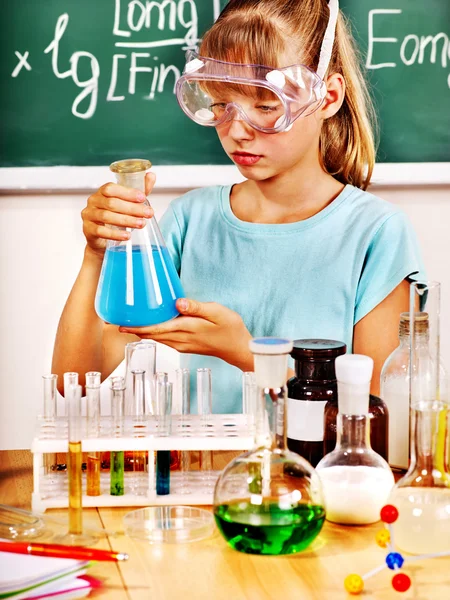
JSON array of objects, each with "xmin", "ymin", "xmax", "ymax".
[
  {"xmin": 249, "ymin": 337, "xmax": 293, "ymax": 388},
  {"xmin": 290, "ymin": 339, "xmax": 347, "ymax": 360},
  {"xmin": 399, "ymin": 311, "xmax": 429, "ymax": 336},
  {"xmin": 335, "ymin": 354, "xmax": 373, "ymax": 384},
  {"xmin": 336, "ymin": 355, "xmax": 373, "ymax": 415}
]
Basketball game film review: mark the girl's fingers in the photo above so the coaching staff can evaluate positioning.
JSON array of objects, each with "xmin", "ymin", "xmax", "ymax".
[
  {"xmin": 84, "ymin": 222, "xmax": 130, "ymax": 242},
  {"xmin": 90, "ymin": 208, "xmax": 149, "ymax": 230},
  {"xmin": 119, "ymin": 319, "xmax": 193, "ymax": 336},
  {"xmin": 99, "ymin": 182, "xmax": 147, "ymax": 202},
  {"xmin": 145, "ymin": 172, "xmax": 156, "ymax": 196},
  {"xmin": 93, "ymin": 196, "xmax": 153, "ymax": 219}
]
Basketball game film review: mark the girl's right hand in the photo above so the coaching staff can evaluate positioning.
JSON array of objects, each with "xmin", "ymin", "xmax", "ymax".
[{"xmin": 82, "ymin": 172, "xmax": 156, "ymax": 255}]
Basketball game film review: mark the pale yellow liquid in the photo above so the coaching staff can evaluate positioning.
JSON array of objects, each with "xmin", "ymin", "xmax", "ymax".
[
  {"xmin": 391, "ymin": 487, "xmax": 450, "ymax": 554},
  {"xmin": 87, "ymin": 453, "xmax": 101, "ymax": 496},
  {"xmin": 68, "ymin": 441, "xmax": 82, "ymax": 535}
]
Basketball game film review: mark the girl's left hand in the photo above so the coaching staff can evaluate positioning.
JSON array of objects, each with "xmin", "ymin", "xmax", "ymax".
[{"xmin": 119, "ymin": 298, "xmax": 254, "ymax": 372}]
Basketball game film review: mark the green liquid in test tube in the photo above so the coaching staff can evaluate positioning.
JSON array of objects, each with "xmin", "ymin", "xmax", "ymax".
[{"xmin": 110, "ymin": 376, "xmax": 125, "ymax": 496}]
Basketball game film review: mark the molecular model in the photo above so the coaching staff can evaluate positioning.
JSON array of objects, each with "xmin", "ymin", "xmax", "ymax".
[{"xmin": 344, "ymin": 504, "xmax": 450, "ymax": 595}]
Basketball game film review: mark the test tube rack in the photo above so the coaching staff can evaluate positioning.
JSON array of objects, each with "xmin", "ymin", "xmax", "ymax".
[{"xmin": 31, "ymin": 413, "xmax": 255, "ymax": 512}]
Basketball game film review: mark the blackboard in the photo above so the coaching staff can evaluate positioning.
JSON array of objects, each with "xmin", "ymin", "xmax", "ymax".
[{"xmin": 1, "ymin": 0, "xmax": 449, "ymax": 169}]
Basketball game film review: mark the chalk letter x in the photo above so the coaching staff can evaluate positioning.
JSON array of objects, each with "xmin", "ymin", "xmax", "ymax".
[{"xmin": 11, "ymin": 51, "xmax": 32, "ymax": 77}]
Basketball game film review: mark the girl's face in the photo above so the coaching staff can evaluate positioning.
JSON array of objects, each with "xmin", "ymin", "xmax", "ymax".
[{"xmin": 216, "ymin": 106, "xmax": 322, "ymax": 180}]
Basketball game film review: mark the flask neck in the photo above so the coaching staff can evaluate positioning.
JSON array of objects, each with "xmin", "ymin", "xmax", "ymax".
[
  {"xmin": 255, "ymin": 385, "xmax": 288, "ymax": 451},
  {"xmin": 115, "ymin": 171, "xmax": 146, "ymax": 194},
  {"xmin": 335, "ymin": 414, "xmax": 371, "ymax": 450},
  {"xmin": 408, "ymin": 402, "xmax": 448, "ymax": 477}
]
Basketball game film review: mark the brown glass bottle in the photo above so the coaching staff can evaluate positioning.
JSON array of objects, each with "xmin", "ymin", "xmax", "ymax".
[
  {"xmin": 287, "ymin": 340, "xmax": 347, "ymax": 467},
  {"xmin": 323, "ymin": 394, "xmax": 389, "ymax": 461}
]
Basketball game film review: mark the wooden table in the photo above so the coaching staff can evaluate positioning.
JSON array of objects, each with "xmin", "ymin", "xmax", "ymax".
[{"xmin": 1, "ymin": 450, "xmax": 449, "ymax": 600}]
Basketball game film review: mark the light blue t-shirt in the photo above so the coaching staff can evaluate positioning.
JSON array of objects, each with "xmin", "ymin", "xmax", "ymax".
[{"xmin": 159, "ymin": 184, "xmax": 425, "ymax": 414}]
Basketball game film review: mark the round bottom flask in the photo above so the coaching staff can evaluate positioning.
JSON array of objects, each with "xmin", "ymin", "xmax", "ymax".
[{"xmin": 213, "ymin": 338, "xmax": 325, "ymax": 555}]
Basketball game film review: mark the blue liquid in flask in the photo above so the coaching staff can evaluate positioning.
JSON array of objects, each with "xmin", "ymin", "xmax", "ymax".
[{"xmin": 95, "ymin": 245, "xmax": 185, "ymax": 327}]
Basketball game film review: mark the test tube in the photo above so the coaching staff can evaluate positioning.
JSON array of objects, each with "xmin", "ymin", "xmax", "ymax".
[
  {"xmin": 110, "ymin": 376, "xmax": 125, "ymax": 496},
  {"xmin": 125, "ymin": 341, "xmax": 156, "ymax": 415},
  {"xmin": 174, "ymin": 368, "xmax": 191, "ymax": 493},
  {"xmin": 55, "ymin": 383, "xmax": 96, "ymax": 546},
  {"xmin": 42, "ymin": 374, "xmax": 58, "ymax": 478},
  {"xmin": 86, "ymin": 372, "xmax": 101, "ymax": 497},
  {"xmin": 154, "ymin": 375, "xmax": 172, "ymax": 495},
  {"xmin": 60, "ymin": 372, "xmax": 79, "ymax": 471},
  {"xmin": 242, "ymin": 371, "xmax": 263, "ymax": 494},
  {"xmin": 242, "ymin": 371, "xmax": 257, "ymax": 421},
  {"xmin": 197, "ymin": 368, "xmax": 214, "ymax": 486},
  {"xmin": 68, "ymin": 384, "xmax": 83, "ymax": 536},
  {"xmin": 131, "ymin": 369, "xmax": 147, "ymax": 495}
]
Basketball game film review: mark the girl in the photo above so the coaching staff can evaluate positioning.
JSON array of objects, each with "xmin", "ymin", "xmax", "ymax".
[{"xmin": 52, "ymin": 0, "xmax": 424, "ymax": 413}]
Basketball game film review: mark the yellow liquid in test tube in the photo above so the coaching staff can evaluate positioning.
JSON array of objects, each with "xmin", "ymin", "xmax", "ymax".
[
  {"xmin": 87, "ymin": 453, "xmax": 101, "ymax": 496},
  {"xmin": 68, "ymin": 441, "xmax": 83, "ymax": 535}
]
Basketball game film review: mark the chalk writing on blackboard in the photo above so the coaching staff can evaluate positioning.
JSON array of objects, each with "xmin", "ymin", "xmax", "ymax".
[
  {"xmin": 11, "ymin": 0, "xmax": 222, "ymax": 120},
  {"xmin": 366, "ymin": 9, "xmax": 450, "ymax": 88}
]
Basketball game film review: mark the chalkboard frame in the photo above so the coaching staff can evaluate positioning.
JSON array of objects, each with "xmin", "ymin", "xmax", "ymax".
[{"xmin": 0, "ymin": 162, "xmax": 448, "ymax": 193}]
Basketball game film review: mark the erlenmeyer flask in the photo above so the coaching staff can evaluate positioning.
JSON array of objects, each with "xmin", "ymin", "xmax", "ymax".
[
  {"xmin": 214, "ymin": 338, "xmax": 325, "ymax": 556},
  {"xmin": 95, "ymin": 159, "xmax": 185, "ymax": 327}
]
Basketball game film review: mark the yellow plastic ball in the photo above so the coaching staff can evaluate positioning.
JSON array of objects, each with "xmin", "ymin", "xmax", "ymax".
[
  {"xmin": 344, "ymin": 574, "xmax": 364, "ymax": 595},
  {"xmin": 376, "ymin": 529, "xmax": 391, "ymax": 548}
]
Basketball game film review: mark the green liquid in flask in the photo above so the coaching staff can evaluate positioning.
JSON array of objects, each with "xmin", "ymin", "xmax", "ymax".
[{"xmin": 214, "ymin": 500, "xmax": 325, "ymax": 555}]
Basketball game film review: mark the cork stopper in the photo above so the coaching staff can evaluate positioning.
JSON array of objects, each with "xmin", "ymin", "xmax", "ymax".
[{"xmin": 399, "ymin": 312, "xmax": 429, "ymax": 337}]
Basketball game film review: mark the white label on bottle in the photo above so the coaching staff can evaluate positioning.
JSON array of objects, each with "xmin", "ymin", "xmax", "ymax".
[{"xmin": 287, "ymin": 398, "xmax": 328, "ymax": 442}]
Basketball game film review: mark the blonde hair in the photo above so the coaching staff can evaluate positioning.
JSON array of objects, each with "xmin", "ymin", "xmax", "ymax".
[{"xmin": 200, "ymin": 0, "xmax": 377, "ymax": 190}]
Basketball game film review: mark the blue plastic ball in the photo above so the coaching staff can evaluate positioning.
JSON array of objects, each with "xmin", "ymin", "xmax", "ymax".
[{"xmin": 386, "ymin": 552, "xmax": 404, "ymax": 570}]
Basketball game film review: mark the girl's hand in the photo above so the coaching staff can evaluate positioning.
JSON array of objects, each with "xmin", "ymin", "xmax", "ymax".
[
  {"xmin": 119, "ymin": 298, "xmax": 254, "ymax": 372},
  {"xmin": 82, "ymin": 172, "xmax": 156, "ymax": 256}
]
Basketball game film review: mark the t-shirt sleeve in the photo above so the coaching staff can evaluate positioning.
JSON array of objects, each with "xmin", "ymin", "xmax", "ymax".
[
  {"xmin": 159, "ymin": 202, "xmax": 183, "ymax": 273},
  {"xmin": 354, "ymin": 211, "xmax": 426, "ymax": 324}
]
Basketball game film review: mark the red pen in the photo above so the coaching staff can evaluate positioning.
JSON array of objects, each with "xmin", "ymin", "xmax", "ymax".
[{"xmin": 0, "ymin": 538, "xmax": 129, "ymax": 562}]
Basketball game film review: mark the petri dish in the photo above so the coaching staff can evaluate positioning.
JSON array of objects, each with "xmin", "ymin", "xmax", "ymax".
[
  {"xmin": 123, "ymin": 506, "xmax": 215, "ymax": 543},
  {"xmin": 0, "ymin": 504, "xmax": 47, "ymax": 539}
]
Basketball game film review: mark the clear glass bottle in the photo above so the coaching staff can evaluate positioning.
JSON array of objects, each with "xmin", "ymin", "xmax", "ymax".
[
  {"xmin": 388, "ymin": 281, "xmax": 450, "ymax": 554},
  {"xmin": 380, "ymin": 312, "xmax": 448, "ymax": 471},
  {"xmin": 316, "ymin": 355, "xmax": 395, "ymax": 525},
  {"xmin": 95, "ymin": 159, "xmax": 185, "ymax": 327},
  {"xmin": 287, "ymin": 339, "xmax": 346, "ymax": 467},
  {"xmin": 214, "ymin": 337, "xmax": 325, "ymax": 556}
]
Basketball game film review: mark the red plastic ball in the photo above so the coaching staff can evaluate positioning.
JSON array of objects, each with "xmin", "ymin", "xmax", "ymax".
[
  {"xmin": 392, "ymin": 573, "xmax": 411, "ymax": 593},
  {"xmin": 380, "ymin": 504, "xmax": 399, "ymax": 524}
]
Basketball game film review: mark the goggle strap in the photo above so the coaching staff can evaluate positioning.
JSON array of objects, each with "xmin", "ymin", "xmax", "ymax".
[{"xmin": 316, "ymin": 0, "xmax": 339, "ymax": 80}]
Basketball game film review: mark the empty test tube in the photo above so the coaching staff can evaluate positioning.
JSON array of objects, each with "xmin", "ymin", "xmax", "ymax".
[
  {"xmin": 242, "ymin": 372, "xmax": 262, "ymax": 494},
  {"xmin": 175, "ymin": 368, "xmax": 191, "ymax": 493},
  {"xmin": 197, "ymin": 368, "xmax": 214, "ymax": 484},
  {"xmin": 154, "ymin": 374, "xmax": 172, "ymax": 495},
  {"xmin": 110, "ymin": 376, "xmax": 125, "ymax": 496},
  {"xmin": 131, "ymin": 369, "xmax": 147, "ymax": 495},
  {"xmin": 125, "ymin": 341, "xmax": 156, "ymax": 415},
  {"xmin": 42, "ymin": 374, "xmax": 58, "ymax": 477},
  {"xmin": 86, "ymin": 372, "xmax": 101, "ymax": 497}
]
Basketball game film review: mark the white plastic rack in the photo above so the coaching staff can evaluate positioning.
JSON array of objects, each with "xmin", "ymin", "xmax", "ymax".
[{"xmin": 31, "ymin": 414, "xmax": 255, "ymax": 512}]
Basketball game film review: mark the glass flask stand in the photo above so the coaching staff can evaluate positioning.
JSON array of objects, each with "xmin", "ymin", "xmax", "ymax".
[
  {"xmin": 95, "ymin": 159, "xmax": 185, "ymax": 327},
  {"xmin": 213, "ymin": 338, "xmax": 325, "ymax": 556}
]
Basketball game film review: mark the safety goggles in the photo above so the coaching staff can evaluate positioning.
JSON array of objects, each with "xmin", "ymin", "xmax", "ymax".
[{"xmin": 175, "ymin": 0, "xmax": 339, "ymax": 133}]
